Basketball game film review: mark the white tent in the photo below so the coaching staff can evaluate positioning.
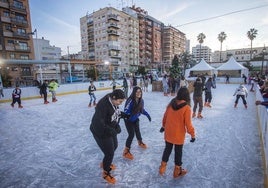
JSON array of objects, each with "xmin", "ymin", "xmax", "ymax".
[
  {"xmin": 185, "ymin": 58, "xmax": 216, "ymax": 78},
  {"xmin": 216, "ymin": 56, "xmax": 249, "ymax": 78}
]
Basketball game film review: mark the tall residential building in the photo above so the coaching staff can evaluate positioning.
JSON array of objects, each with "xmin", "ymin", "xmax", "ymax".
[
  {"xmin": 0, "ymin": 0, "xmax": 34, "ymax": 60},
  {"xmin": 129, "ymin": 5, "xmax": 163, "ymax": 68},
  {"xmin": 33, "ymin": 37, "xmax": 61, "ymax": 60},
  {"xmin": 192, "ymin": 45, "xmax": 212, "ymax": 63},
  {"xmin": 0, "ymin": 0, "xmax": 36, "ymax": 86},
  {"xmin": 80, "ymin": 7, "xmax": 139, "ymax": 77},
  {"xmin": 162, "ymin": 25, "xmax": 186, "ymax": 65}
]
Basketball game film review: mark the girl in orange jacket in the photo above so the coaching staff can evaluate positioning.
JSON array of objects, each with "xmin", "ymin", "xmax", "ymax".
[{"xmin": 159, "ymin": 87, "xmax": 195, "ymax": 178}]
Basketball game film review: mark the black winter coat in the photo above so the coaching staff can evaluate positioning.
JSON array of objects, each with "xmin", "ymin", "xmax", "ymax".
[{"xmin": 90, "ymin": 94, "xmax": 121, "ymax": 138}]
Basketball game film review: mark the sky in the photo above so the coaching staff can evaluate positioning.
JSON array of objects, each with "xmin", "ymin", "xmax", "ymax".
[
  {"xmin": 0, "ymin": 83, "xmax": 264, "ymax": 187},
  {"xmin": 29, "ymin": 0, "xmax": 268, "ymax": 55}
]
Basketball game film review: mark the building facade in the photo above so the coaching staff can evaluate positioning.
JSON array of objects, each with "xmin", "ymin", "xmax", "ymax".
[
  {"xmin": 80, "ymin": 7, "xmax": 139, "ymax": 78},
  {"xmin": 162, "ymin": 25, "xmax": 186, "ymax": 65},
  {"xmin": 212, "ymin": 47, "xmax": 267, "ymax": 63},
  {"xmin": 192, "ymin": 45, "xmax": 212, "ymax": 63},
  {"xmin": 0, "ymin": 0, "xmax": 36, "ymax": 86}
]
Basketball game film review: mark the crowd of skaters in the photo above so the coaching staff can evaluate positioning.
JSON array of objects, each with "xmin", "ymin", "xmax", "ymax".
[{"xmin": 4, "ymin": 72, "xmax": 267, "ymax": 185}]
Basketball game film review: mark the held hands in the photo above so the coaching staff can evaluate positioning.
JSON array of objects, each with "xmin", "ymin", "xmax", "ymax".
[
  {"xmin": 120, "ymin": 112, "xmax": 130, "ymax": 120},
  {"xmin": 190, "ymin": 138, "xmax": 195, "ymax": 143}
]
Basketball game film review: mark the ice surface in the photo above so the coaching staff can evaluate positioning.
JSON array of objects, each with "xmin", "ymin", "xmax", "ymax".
[{"xmin": 0, "ymin": 84, "xmax": 264, "ymax": 187}]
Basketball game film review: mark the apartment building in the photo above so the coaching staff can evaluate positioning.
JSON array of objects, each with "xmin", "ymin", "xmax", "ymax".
[
  {"xmin": 192, "ymin": 45, "xmax": 212, "ymax": 63},
  {"xmin": 129, "ymin": 5, "xmax": 163, "ymax": 69},
  {"xmin": 80, "ymin": 7, "xmax": 139, "ymax": 78},
  {"xmin": 162, "ymin": 25, "xmax": 186, "ymax": 65},
  {"xmin": 0, "ymin": 0, "xmax": 35, "ymax": 86},
  {"xmin": 212, "ymin": 47, "xmax": 267, "ymax": 63}
]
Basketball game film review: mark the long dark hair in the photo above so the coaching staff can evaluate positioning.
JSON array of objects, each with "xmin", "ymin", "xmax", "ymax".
[
  {"xmin": 169, "ymin": 87, "xmax": 191, "ymax": 107},
  {"xmin": 126, "ymin": 86, "xmax": 143, "ymax": 114}
]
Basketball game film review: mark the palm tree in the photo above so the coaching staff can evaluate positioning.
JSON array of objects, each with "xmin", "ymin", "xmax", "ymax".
[
  {"xmin": 218, "ymin": 32, "xmax": 227, "ymax": 63},
  {"xmin": 197, "ymin": 33, "xmax": 206, "ymax": 62},
  {"xmin": 247, "ymin": 28, "xmax": 258, "ymax": 60}
]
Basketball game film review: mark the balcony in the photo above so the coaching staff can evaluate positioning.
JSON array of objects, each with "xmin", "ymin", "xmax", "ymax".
[
  {"xmin": 107, "ymin": 30, "xmax": 119, "ymax": 36},
  {"xmin": 10, "ymin": 4, "xmax": 27, "ymax": 14},
  {"xmin": 107, "ymin": 14, "xmax": 119, "ymax": 21},
  {"xmin": 0, "ymin": 0, "xmax": 8, "ymax": 8},
  {"xmin": 11, "ymin": 17, "xmax": 28, "ymax": 27},
  {"xmin": 15, "ymin": 46, "xmax": 31, "ymax": 52},
  {"xmin": 108, "ymin": 22, "xmax": 119, "ymax": 29},
  {"xmin": 13, "ymin": 32, "xmax": 30, "ymax": 39}
]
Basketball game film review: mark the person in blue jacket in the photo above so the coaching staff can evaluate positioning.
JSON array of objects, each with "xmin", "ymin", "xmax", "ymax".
[{"xmin": 123, "ymin": 86, "xmax": 151, "ymax": 160}]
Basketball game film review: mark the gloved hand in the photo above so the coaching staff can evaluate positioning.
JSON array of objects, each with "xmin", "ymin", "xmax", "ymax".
[
  {"xmin": 190, "ymin": 138, "xmax": 195, "ymax": 143},
  {"xmin": 120, "ymin": 112, "xmax": 130, "ymax": 120},
  {"xmin": 147, "ymin": 115, "xmax": 151, "ymax": 122},
  {"xmin": 115, "ymin": 124, "xmax": 121, "ymax": 134},
  {"xmin": 159, "ymin": 127, "xmax": 164, "ymax": 133}
]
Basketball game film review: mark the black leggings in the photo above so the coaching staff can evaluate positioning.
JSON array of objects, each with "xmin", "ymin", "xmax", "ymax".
[
  {"xmin": 161, "ymin": 141, "xmax": 183, "ymax": 166},
  {"xmin": 124, "ymin": 119, "xmax": 142, "ymax": 148},
  {"xmin": 93, "ymin": 134, "xmax": 118, "ymax": 172},
  {"xmin": 235, "ymin": 95, "xmax": 247, "ymax": 105}
]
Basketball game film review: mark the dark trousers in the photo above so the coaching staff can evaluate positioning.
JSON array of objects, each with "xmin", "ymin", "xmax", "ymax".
[
  {"xmin": 161, "ymin": 141, "xmax": 183, "ymax": 166},
  {"xmin": 205, "ymin": 92, "xmax": 212, "ymax": 103},
  {"xmin": 124, "ymin": 119, "xmax": 142, "ymax": 148},
  {"xmin": 193, "ymin": 96, "xmax": 203, "ymax": 113},
  {"xmin": 93, "ymin": 134, "xmax": 118, "ymax": 172},
  {"xmin": 12, "ymin": 97, "xmax": 21, "ymax": 105},
  {"xmin": 42, "ymin": 91, "xmax": 48, "ymax": 102},
  {"xmin": 235, "ymin": 95, "xmax": 247, "ymax": 105}
]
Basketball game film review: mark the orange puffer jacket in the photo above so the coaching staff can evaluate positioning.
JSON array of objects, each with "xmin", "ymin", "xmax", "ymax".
[{"xmin": 162, "ymin": 100, "xmax": 195, "ymax": 145}]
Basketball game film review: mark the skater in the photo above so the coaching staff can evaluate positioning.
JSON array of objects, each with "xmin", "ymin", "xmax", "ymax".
[
  {"xmin": 110, "ymin": 79, "xmax": 120, "ymax": 90},
  {"xmin": 159, "ymin": 87, "xmax": 195, "ymax": 178},
  {"xmin": 11, "ymin": 85, "xmax": 23, "ymax": 108},
  {"xmin": 122, "ymin": 77, "xmax": 128, "ymax": 99},
  {"xmin": 233, "ymin": 84, "xmax": 248, "ymax": 108},
  {"xmin": 48, "ymin": 79, "xmax": 59, "ymax": 102},
  {"xmin": 192, "ymin": 77, "xmax": 205, "ymax": 118},
  {"xmin": 40, "ymin": 80, "xmax": 49, "ymax": 104},
  {"xmin": 0, "ymin": 82, "xmax": 4, "ymax": 98},
  {"xmin": 204, "ymin": 77, "xmax": 216, "ymax": 108},
  {"xmin": 88, "ymin": 81, "xmax": 97, "ymax": 107},
  {"xmin": 162, "ymin": 75, "xmax": 169, "ymax": 96},
  {"xmin": 90, "ymin": 89, "xmax": 128, "ymax": 184},
  {"xmin": 123, "ymin": 86, "xmax": 151, "ymax": 160}
]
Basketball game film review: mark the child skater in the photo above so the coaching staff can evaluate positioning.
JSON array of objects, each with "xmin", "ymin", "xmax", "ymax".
[
  {"xmin": 88, "ymin": 81, "xmax": 97, "ymax": 107},
  {"xmin": 233, "ymin": 84, "xmax": 248, "ymax": 108},
  {"xmin": 159, "ymin": 87, "xmax": 195, "ymax": 178},
  {"xmin": 122, "ymin": 86, "xmax": 151, "ymax": 160},
  {"xmin": 11, "ymin": 84, "xmax": 23, "ymax": 108}
]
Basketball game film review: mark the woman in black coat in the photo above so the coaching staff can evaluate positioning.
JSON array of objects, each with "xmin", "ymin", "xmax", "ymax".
[{"xmin": 90, "ymin": 89, "xmax": 127, "ymax": 184}]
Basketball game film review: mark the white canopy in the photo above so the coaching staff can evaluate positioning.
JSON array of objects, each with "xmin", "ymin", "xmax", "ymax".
[
  {"xmin": 185, "ymin": 58, "xmax": 216, "ymax": 78},
  {"xmin": 216, "ymin": 56, "xmax": 249, "ymax": 77}
]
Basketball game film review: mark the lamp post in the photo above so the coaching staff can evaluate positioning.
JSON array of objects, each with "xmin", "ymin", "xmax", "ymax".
[
  {"xmin": 261, "ymin": 46, "xmax": 266, "ymax": 75},
  {"xmin": 31, "ymin": 29, "xmax": 43, "ymax": 83}
]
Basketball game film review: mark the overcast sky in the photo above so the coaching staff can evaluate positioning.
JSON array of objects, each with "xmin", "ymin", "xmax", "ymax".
[{"xmin": 29, "ymin": 0, "xmax": 268, "ymax": 55}]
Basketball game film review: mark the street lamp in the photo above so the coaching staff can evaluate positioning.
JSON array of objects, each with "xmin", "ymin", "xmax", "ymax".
[{"xmin": 261, "ymin": 46, "xmax": 266, "ymax": 75}]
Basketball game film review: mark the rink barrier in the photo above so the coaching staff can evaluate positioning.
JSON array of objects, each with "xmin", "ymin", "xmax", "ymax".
[
  {"xmin": 0, "ymin": 80, "xmax": 123, "ymax": 103},
  {"xmin": 255, "ymin": 84, "xmax": 268, "ymax": 187}
]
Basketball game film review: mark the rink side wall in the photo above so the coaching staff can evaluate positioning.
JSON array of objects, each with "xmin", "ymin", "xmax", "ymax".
[
  {"xmin": 255, "ymin": 84, "xmax": 268, "ymax": 188},
  {"xmin": 0, "ymin": 80, "xmax": 123, "ymax": 103}
]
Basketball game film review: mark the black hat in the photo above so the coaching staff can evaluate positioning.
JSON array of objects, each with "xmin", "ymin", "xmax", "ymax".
[{"xmin": 111, "ymin": 89, "xmax": 125, "ymax": 100}]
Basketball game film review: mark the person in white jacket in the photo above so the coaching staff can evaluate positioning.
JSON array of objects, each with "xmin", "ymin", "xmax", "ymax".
[{"xmin": 233, "ymin": 84, "xmax": 248, "ymax": 108}]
